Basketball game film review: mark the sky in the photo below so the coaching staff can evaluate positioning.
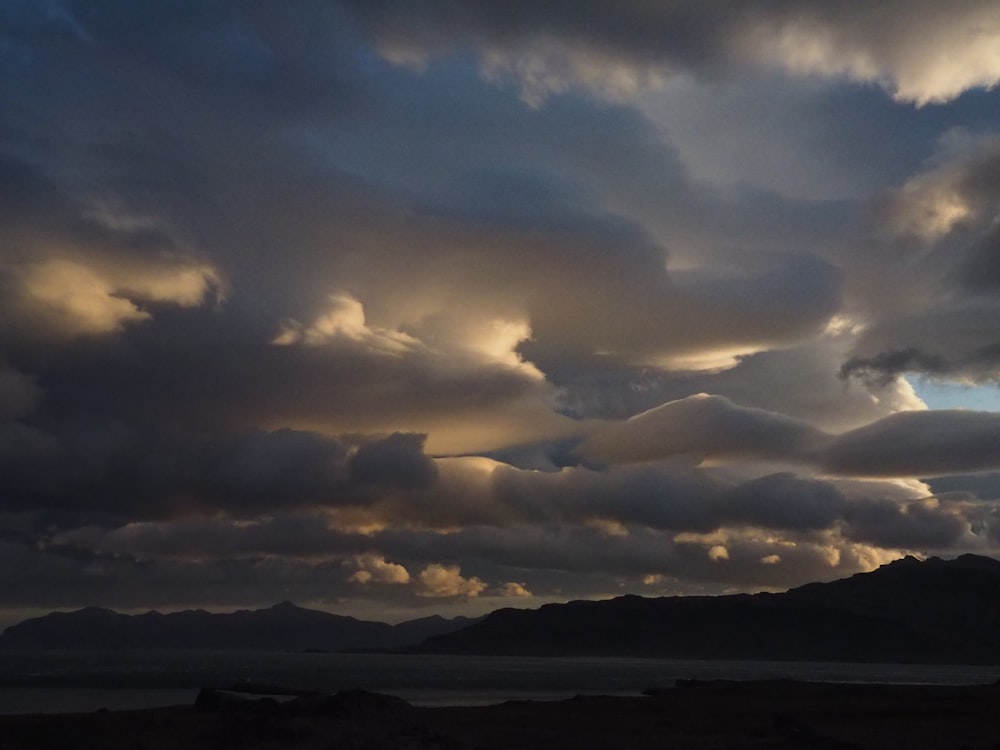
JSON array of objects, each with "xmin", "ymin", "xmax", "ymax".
[{"xmin": 2, "ymin": 1, "xmax": 1000, "ymax": 627}]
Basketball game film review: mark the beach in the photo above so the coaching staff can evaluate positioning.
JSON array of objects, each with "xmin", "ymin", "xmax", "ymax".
[{"xmin": 2, "ymin": 679, "xmax": 1000, "ymax": 749}]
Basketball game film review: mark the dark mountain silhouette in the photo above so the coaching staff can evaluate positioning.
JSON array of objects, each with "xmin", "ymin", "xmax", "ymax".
[
  {"xmin": 407, "ymin": 554, "xmax": 1000, "ymax": 664},
  {"xmin": 6, "ymin": 555, "xmax": 999, "ymax": 661},
  {"xmin": 0, "ymin": 601, "xmax": 477, "ymax": 651}
]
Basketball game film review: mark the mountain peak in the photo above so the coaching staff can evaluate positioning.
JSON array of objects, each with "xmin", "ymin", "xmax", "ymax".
[{"xmin": 954, "ymin": 553, "xmax": 1000, "ymax": 568}]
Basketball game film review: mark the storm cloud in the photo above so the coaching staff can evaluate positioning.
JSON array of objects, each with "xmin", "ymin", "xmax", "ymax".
[{"xmin": 1, "ymin": 0, "xmax": 1000, "ymax": 625}]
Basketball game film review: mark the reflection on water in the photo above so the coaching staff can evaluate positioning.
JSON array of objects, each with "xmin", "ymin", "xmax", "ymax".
[{"xmin": 0, "ymin": 651, "xmax": 996, "ymax": 713}]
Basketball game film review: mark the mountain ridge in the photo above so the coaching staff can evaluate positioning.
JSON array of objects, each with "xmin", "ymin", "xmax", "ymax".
[
  {"xmin": 0, "ymin": 601, "xmax": 478, "ymax": 652},
  {"xmin": 6, "ymin": 555, "xmax": 1000, "ymax": 662},
  {"xmin": 405, "ymin": 554, "xmax": 1000, "ymax": 664}
]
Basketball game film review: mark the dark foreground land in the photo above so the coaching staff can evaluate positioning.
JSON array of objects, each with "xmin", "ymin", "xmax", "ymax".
[{"xmin": 2, "ymin": 679, "xmax": 1000, "ymax": 749}]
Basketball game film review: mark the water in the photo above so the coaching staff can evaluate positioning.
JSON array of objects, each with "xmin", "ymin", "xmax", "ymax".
[{"xmin": 0, "ymin": 650, "xmax": 996, "ymax": 714}]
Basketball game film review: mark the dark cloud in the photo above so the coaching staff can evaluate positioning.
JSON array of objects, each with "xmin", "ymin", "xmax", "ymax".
[
  {"xmin": 843, "ymin": 497, "xmax": 969, "ymax": 549},
  {"xmin": 578, "ymin": 394, "xmax": 829, "ymax": 466},
  {"xmin": 341, "ymin": 0, "xmax": 1000, "ymax": 105},
  {"xmin": 577, "ymin": 395, "xmax": 1000, "ymax": 480},
  {"xmin": 928, "ymin": 472, "xmax": 1000, "ymax": 501},
  {"xmin": 840, "ymin": 348, "xmax": 952, "ymax": 388},
  {"xmin": 842, "ymin": 310, "xmax": 1000, "ymax": 388},
  {"xmin": 723, "ymin": 473, "xmax": 843, "ymax": 532},
  {"xmin": 350, "ymin": 433, "xmax": 438, "ymax": 489},
  {"xmin": 1, "ymin": 0, "xmax": 999, "ymax": 621},
  {"xmin": 551, "ymin": 339, "xmax": 923, "ymax": 434},
  {"xmin": 824, "ymin": 411, "xmax": 1000, "ymax": 478},
  {"xmin": 963, "ymin": 226, "xmax": 1000, "ymax": 291},
  {"xmin": 0, "ymin": 446, "xmax": 976, "ymax": 618},
  {"xmin": 0, "ymin": 424, "xmax": 441, "ymax": 519}
]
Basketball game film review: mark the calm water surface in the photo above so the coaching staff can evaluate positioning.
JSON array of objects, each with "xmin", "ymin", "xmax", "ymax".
[{"xmin": 0, "ymin": 651, "xmax": 996, "ymax": 713}]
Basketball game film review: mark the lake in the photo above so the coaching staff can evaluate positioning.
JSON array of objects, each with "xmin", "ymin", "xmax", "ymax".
[{"xmin": 0, "ymin": 650, "xmax": 996, "ymax": 714}]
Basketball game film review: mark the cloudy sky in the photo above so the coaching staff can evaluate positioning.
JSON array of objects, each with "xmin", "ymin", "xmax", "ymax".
[{"xmin": 2, "ymin": 0, "xmax": 1000, "ymax": 627}]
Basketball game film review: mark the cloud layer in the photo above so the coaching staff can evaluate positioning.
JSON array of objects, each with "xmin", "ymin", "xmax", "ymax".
[
  {"xmin": 1, "ymin": 0, "xmax": 999, "ymax": 624},
  {"xmin": 346, "ymin": 0, "xmax": 1000, "ymax": 105}
]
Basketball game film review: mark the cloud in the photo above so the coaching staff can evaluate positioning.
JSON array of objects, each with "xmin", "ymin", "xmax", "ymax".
[
  {"xmin": 740, "ymin": 1, "xmax": 1000, "ymax": 106},
  {"xmin": 518, "ymin": 252, "xmax": 842, "ymax": 374},
  {"xmin": 554, "ymin": 336, "xmax": 927, "ymax": 433},
  {"xmin": 12, "ymin": 258, "xmax": 220, "ymax": 337},
  {"xmin": 708, "ymin": 545, "xmax": 729, "ymax": 562},
  {"xmin": 477, "ymin": 37, "xmax": 668, "ymax": 107},
  {"xmin": 824, "ymin": 410, "xmax": 1000, "ymax": 478},
  {"xmin": 637, "ymin": 74, "xmax": 934, "ymax": 202},
  {"xmin": 19, "ymin": 260, "xmax": 150, "ymax": 334},
  {"xmin": 273, "ymin": 294, "xmax": 420, "ymax": 354},
  {"xmin": 349, "ymin": 433, "xmax": 439, "ymax": 489},
  {"xmin": 879, "ymin": 134, "xmax": 1000, "ymax": 240},
  {"xmin": 840, "ymin": 348, "xmax": 952, "ymax": 388},
  {"xmin": 0, "ymin": 0, "xmax": 999, "ymax": 623},
  {"xmin": 497, "ymin": 581, "xmax": 532, "ymax": 598},
  {"xmin": 345, "ymin": 0, "xmax": 1000, "ymax": 105},
  {"xmin": 842, "ymin": 497, "xmax": 970, "ymax": 549},
  {"xmin": 0, "ymin": 427, "xmax": 447, "ymax": 519},
  {"xmin": 0, "ymin": 365, "xmax": 41, "ymax": 421},
  {"xmin": 928, "ymin": 472, "xmax": 1000, "ymax": 501},
  {"xmin": 841, "ymin": 302, "xmax": 1000, "ymax": 387},
  {"xmin": 39, "ymin": 423, "xmax": 980, "ymax": 583},
  {"xmin": 20, "ymin": 457, "xmax": 979, "ymax": 615},
  {"xmin": 416, "ymin": 564, "xmax": 487, "ymax": 599},
  {"xmin": 581, "ymin": 391, "xmax": 1000, "ymax": 480},
  {"xmin": 578, "ymin": 394, "xmax": 829, "ymax": 466},
  {"xmin": 349, "ymin": 554, "xmax": 410, "ymax": 585}
]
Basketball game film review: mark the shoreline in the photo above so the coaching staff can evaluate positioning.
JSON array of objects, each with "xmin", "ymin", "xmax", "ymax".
[{"xmin": 2, "ymin": 679, "xmax": 1000, "ymax": 748}]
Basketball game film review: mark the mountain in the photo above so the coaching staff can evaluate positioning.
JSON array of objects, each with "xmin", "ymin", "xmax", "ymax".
[
  {"xmin": 0, "ymin": 602, "xmax": 477, "ymax": 651},
  {"xmin": 407, "ymin": 555, "xmax": 1000, "ymax": 664},
  {"xmin": 7, "ymin": 555, "xmax": 999, "ymax": 661}
]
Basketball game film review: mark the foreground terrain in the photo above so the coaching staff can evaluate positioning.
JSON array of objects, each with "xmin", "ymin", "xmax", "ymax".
[{"xmin": 2, "ymin": 679, "xmax": 1000, "ymax": 749}]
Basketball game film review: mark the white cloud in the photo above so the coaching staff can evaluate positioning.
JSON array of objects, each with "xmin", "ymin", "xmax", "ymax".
[
  {"xmin": 416, "ymin": 563, "xmax": 487, "ymax": 598},
  {"xmin": 708, "ymin": 544, "xmax": 729, "ymax": 562},
  {"xmin": 497, "ymin": 581, "xmax": 533, "ymax": 598},
  {"xmin": 20, "ymin": 260, "xmax": 150, "ymax": 334},
  {"xmin": 348, "ymin": 553, "xmax": 410, "ymax": 585},
  {"xmin": 741, "ymin": 2, "xmax": 1000, "ymax": 105},
  {"xmin": 15, "ymin": 258, "xmax": 220, "ymax": 336},
  {"xmin": 273, "ymin": 294, "xmax": 419, "ymax": 354}
]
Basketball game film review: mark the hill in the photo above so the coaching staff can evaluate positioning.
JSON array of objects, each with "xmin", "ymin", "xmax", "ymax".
[
  {"xmin": 408, "ymin": 554, "xmax": 1000, "ymax": 664},
  {"xmin": 0, "ymin": 601, "xmax": 476, "ymax": 651}
]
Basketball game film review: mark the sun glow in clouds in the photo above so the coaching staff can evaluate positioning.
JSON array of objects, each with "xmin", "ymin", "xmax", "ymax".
[
  {"xmin": 18, "ymin": 258, "xmax": 220, "ymax": 335},
  {"xmin": 4, "ymin": 0, "xmax": 1000, "ymax": 626}
]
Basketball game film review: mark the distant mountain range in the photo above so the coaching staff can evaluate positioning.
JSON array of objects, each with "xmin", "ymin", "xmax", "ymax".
[
  {"xmin": 408, "ymin": 554, "xmax": 1000, "ymax": 664},
  {"xmin": 0, "ymin": 601, "xmax": 478, "ymax": 652},
  {"xmin": 5, "ymin": 555, "xmax": 1000, "ymax": 663}
]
